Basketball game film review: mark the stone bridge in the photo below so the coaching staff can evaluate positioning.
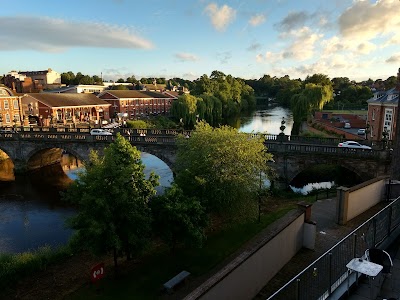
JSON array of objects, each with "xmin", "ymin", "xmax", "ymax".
[{"xmin": 0, "ymin": 128, "xmax": 393, "ymax": 187}]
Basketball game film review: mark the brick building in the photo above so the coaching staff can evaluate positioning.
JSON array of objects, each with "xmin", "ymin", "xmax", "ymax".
[
  {"xmin": 21, "ymin": 93, "xmax": 111, "ymax": 127},
  {"xmin": 367, "ymin": 68, "xmax": 400, "ymax": 141},
  {"xmin": 0, "ymin": 86, "xmax": 23, "ymax": 128},
  {"xmin": 2, "ymin": 71, "xmax": 43, "ymax": 93},
  {"xmin": 97, "ymin": 90, "xmax": 177, "ymax": 120}
]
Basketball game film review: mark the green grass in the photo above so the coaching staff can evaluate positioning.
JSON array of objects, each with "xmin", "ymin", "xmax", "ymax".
[
  {"xmin": 0, "ymin": 245, "xmax": 73, "ymax": 293},
  {"xmin": 66, "ymin": 206, "xmax": 296, "ymax": 300},
  {"xmin": 321, "ymin": 109, "xmax": 367, "ymax": 115}
]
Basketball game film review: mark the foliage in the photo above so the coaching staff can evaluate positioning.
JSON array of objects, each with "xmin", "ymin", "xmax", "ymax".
[
  {"xmin": 109, "ymin": 84, "xmax": 129, "ymax": 90},
  {"xmin": 150, "ymin": 185, "xmax": 208, "ymax": 251},
  {"xmin": 62, "ymin": 134, "xmax": 159, "ymax": 268},
  {"xmin": 171, "ymin": 71, "xmax": 255, "ymax": 128},
  {"xmin": 174, "ymin": 121, "xmax": 273, "ymax": 221},
  {"xmin": 60, "ymin": 71, "xmax": 103, "ymax": 85},
  {"xmin": 290, "ymin": 83, "xmax": 333, "ymax": 134},
  {"xmin": 0, "ymin": 245, "xmax": 72, "ymax": 292},
  {"xmin": 126, "ymin": 120, "xmax": 149, "ymax": 129},
  {"xmin": 126, "ymin": 116, "xmax": 177, "ymax": 129}
]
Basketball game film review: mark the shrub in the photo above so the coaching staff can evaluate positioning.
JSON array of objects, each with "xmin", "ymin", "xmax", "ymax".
[{"xmin": 0, "ymin": 245, "xmax": 73, "ymax": 291}]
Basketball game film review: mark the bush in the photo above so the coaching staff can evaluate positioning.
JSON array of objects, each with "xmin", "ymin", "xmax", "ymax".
[{"xmin": 0, "ymin": 245, "xmax": 73, "ymax": 291}]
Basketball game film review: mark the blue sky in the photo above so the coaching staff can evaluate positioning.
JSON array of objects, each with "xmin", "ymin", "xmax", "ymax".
[{"xmin": 1, "ymin": 0, "xmax": 399, "ymax": 82}]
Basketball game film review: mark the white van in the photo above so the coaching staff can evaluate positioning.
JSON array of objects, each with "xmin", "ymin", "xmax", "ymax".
[{"xmin": 344, "ymin": 123, "xmax": 351, "ymax": 129}]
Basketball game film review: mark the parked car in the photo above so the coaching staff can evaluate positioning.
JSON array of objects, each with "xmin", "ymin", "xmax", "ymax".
[
  {"xmin": 357, "ymin": 129, "xmax": 366, "ymax": 135},
  {"xmin": 90, "ymin": 129, "xmax": 112, "ymax": 136},
  {"xmin": 344, "ymin": 123, "xmax": 351, "ymax": 129},
  {"xmin": 338, "ymin": 141, "xmax": 371, "ymax": 150}
]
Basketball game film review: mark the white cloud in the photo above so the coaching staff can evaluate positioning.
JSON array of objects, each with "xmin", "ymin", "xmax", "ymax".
[
  {"xmin": 216, "ymin": 51, "xmax": 232, "ymax": 64},
  {"xmin": 249, "ymin": 14, "xmax": 266, "ymax": 27},
  {"xmin": 278, "ymin": 27, "xmax": 322, "ymax": 61},
  {"xmin": 0, "ymin": 16, "xmax": 153, "ymax": 52},
  {"xmin": 339, "ymin": 0, "xmax": 400, "ymax": 42},
  {"xmin": 204, "ymin": 3, "xmax": 236, "ymax": 32},
  {"xmin": 174, "ymin": 52, "xmax": 199, "ymax": 62}
]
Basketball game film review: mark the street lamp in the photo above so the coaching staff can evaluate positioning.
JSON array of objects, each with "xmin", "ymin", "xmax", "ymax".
[
  {"xmin": 279, "ymin": 117, "xmax": 286, "ymax": 135},
  {"xmin": 382, "ymin": 127, "xmax": 389, "ymax": 150},
  {"xmin": 365, "ymin": 121, "xmax": 370, "ymax": 143}
]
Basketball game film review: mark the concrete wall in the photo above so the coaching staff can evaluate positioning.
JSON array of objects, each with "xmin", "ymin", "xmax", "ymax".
[
  {"xmin": 185, "ymin": 209, "xmax": 307, "ymax": 300},
  {"xmin": 337, "ymin": 176, "xmax": 388, "ymax": 224}
]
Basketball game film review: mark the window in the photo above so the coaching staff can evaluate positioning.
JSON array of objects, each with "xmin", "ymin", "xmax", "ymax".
[
  {"xmin": 372, "ymin": 109, "xmax": 375, "ymax": 121},
  {"xmin": 13, "ymin": 99, "xmax": 19, "ymax": 109},
  {"xmin": 4, "ymin": 100, "xmax": 9, "ymax": 110},
  {"xmin": 5, "ymin": 113, "xmax": 10, "ymax": 123},
  {"xmin": 14, "ymin": 114, "xmax": 20, "ymax": 122}
]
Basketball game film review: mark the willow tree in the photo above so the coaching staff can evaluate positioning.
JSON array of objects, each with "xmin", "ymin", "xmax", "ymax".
[
  {"xmin": 174, "ymin": 121, "xmax": 273, "ymax": 221},
  {"xmin": 291, "ymin": 83, "xmax": 333, "ymax": 134},
  {"xmin": 170, "ymin": 94, "xmax": 199, "ymax": 128},
  {"xmin": 62, "ymin": 134, "xmax": 159, "ymax": 271}
]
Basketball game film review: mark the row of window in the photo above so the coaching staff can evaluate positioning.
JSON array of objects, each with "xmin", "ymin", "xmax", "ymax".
[
  {"xmin": 119, "ymin": 99, "xmax": 170, "ymax": 106},
  {"xmin": 0, "ymin": 113, "xmax": 20, "ymax": 123},
  {"xmin": 0, "ymin": 99, "xmax": 20, "ymax": 110}
]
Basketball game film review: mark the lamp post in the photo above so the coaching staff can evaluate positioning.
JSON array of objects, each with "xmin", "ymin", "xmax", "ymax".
[
  {"xmin": 382, "ymin": 127, "xmax": 389, "ymax": 150},
  {"xmin": 279, "ymin": 117, "xmax": 286, "ymax": 135},
  {"xmin": 365, "ymin": 121, "xmax": 370, "ymax": 143}
]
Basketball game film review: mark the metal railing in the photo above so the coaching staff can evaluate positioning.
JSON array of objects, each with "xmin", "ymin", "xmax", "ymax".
[{"xmin": 266, "ymin": 196, "xmax": 400, "ymax": 300}]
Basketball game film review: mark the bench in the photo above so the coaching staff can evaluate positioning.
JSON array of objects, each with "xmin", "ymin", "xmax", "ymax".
[{"xmin": 163, "ymin": 270, "xmax": 191, "ymax": 294}]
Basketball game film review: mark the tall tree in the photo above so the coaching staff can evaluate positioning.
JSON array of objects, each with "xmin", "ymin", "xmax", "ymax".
[
  {"xmin": 174, "ymin": 121, "xmax": 273, "ymax": 221},
  {"xmin": 150, "ymin": 184, "xmax": 208, "ymax": 251},
  {"xmin": 62, "ymin": 134, "xmax": 159, "ymax": 271}
]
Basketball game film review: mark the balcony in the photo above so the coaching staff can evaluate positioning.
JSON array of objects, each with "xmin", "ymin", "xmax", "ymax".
[{"xmin": 260, "ymin": 194, "xmax": 400, "ymax": 300}]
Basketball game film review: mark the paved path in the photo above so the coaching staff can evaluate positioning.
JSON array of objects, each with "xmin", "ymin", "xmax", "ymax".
[{"xmin": 255, "ymin": 197, "xmax": 388, "ymax": 299}]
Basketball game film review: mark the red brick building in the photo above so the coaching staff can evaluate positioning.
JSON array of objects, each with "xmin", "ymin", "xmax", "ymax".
[
  {"xmin": 97, "ymin": 90, "xmax": 177, "ymax": 120},
  {"xmin": 367, "ymin": 68, "xmax": 400, "ymax": 142},
  {"xmin": 21, "ymin": 93, "xmax": 111, "ymax": 127}
]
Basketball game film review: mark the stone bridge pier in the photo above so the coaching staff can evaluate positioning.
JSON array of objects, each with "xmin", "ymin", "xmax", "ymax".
[
  {"xmin": 0, "ymin": 139, "xmax": 177, "ymax": 176},
  {"xmin": 269, "ymin": 153, "xmax": 390, "ymax": 188}
]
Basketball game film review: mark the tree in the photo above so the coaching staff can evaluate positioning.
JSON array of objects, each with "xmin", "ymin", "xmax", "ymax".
[
  {"xmin": 110, "ymin": 84, "xmax": 129, "ymax": 90},
  {"xmin": 150, "ymin": 184, "xmax": 208, "ymax": 251},
  {"xmin": 116, "ymin": 78, "xmax": 125, "ymax": 83},
  {"xmin": 304, "ymin": 74, "xmax": 332, "ymax": 86},
  {"xmin": 291, "ymin": 83, "xmax": 333, "ymax": 134},
  {"xmin": 62, "ymin": 134, "xmax": 159, "ymax": 271},
  {"xmin": 174, "ymin": 121, "xmax": 273, "ymax": 221}
]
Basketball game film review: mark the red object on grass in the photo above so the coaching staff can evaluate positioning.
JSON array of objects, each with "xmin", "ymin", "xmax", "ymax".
[{"xmin": 91, "ymin": 263, "xmax": 105, "ymax": 283}]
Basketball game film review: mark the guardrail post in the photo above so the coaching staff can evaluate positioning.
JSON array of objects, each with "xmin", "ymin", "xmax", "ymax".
[
  {"xmin": 388, "ymin": 205, "xmax": 393, "ymax": 236},
  {"xmin": 329, "ymin": 252, "xmax": 333, "ymax": 295},
  {"xmin": 296, "ymin": 278, "xmax": 301, "ymax": 300},
  {"xmin": 353, "ymin": 233, "xmax": 357, "ymax": 257}
]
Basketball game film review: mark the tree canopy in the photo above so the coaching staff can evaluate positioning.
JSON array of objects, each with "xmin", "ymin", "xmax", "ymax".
[
  {"xmin": 150, "ymin": 184, "xmax": 208, "ymax": 251},
  {"xmin": 62, "ymin": 134, "xmax": 159, "ymax": 269},
  {"xmin": 174, "ymin": 121, "xmax": 273, "ymax": 221}
]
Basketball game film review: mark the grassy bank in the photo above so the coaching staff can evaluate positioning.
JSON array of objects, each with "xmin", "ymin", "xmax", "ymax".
[{"xmin": 67, "ymin": 197, "xmax": 312, "ymax": 300}]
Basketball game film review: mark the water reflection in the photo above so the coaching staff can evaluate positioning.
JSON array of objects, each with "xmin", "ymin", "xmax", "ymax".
[
  {"xmin": 239, "ymin": 106, "xmax": 293, "ymax": 135},
  {"xmin": 0, "ymin": 175, "xmax": 75, "ymax": 254},
  {"xmin": 64, "ymin": 152, "xmax": 173, "ymax": 195}
]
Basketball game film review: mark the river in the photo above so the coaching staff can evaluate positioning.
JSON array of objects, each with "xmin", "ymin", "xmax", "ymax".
[{"xmin": 0, "ymin": 106, "xmax": 298, "ymax": 254}]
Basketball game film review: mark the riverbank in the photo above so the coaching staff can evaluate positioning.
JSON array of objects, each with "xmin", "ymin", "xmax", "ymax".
[{"xmin": 0, "ymin": 196, "xmax": 311, "ymax": 300}]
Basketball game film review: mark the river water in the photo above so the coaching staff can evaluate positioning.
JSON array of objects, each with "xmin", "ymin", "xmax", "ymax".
[{"xmin": 0, "ymin": 106, "xmax": 297, "ymax": 254}]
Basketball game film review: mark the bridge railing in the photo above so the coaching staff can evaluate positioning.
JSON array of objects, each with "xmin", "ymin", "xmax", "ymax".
[
  {"xmin": 0, "ymin": 131, "xmax": 179, "ymax": 144},
  {"xmin": 15, "ymin": 126, "xmax": 192, "ymax": 137},
  {"xmin": 265, "ymin": 142, "xmax": 390, "ymax": 160}
]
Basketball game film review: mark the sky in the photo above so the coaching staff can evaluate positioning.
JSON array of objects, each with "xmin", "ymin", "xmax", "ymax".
[{"xmin": 1, "ymin": 0, "xmax": 399, "ymax": 82}]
